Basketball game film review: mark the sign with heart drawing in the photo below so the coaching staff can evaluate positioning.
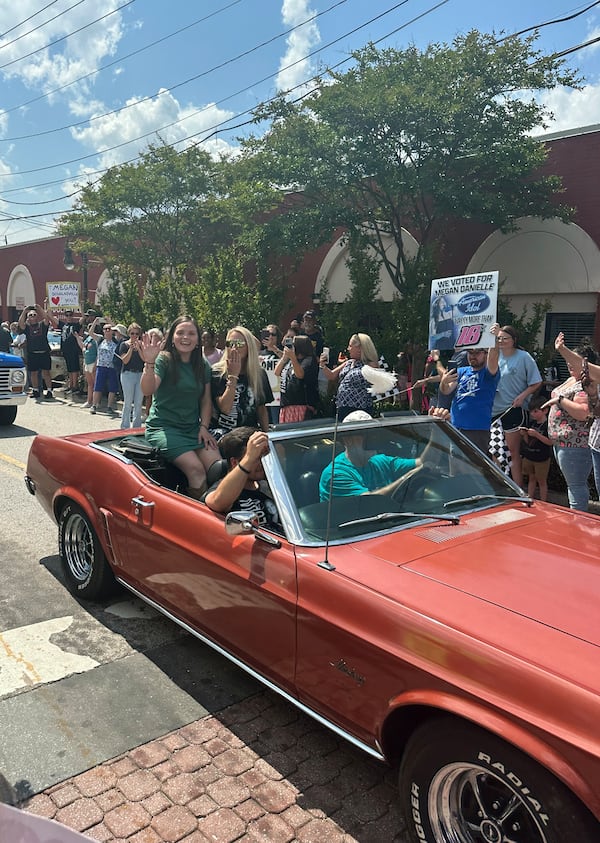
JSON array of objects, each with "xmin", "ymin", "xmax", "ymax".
[{"xmin": 45, "ymin": 282, "xmax": 81, "ymax": 309}]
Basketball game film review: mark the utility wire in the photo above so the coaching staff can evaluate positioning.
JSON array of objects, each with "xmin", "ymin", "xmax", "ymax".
[
  {"xmin": 0, "ymin": 0, "xmax": 89, "ymax": 54},
  {"xmin": 0, "ymin": 0, "xmax": 136, "ymax": 72},
  {"xmin": 1, "ymin": 0, "xmax": 597, "ymax": 217},
  {"xmin": 0, "ymin": 0, "xmax": 62, "ymax": 41},
  {"xmin": 1, "ymin": 0, "xmax": 349, "ymax": 142},
  {"xmin": 0, "ymin": 0, "xmax": 415, "ymax": 178},
  {"xmin": 0, "ymin": 0, "xmax": 246, "ymax": 118}
]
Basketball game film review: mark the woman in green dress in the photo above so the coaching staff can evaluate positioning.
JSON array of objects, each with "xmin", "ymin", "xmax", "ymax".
[{"xmin": 141, "ymin": 315, "xmax": 219, "ymax": 498}]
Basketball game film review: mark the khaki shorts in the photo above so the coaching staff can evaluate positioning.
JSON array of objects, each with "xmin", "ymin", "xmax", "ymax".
[
  {"xmin": 84, "ymin": 362, "xmax": 96, "ymax": 374},
  {"xmin": 522, "ymin": 457, "xmax": 550, "ymax": 481}
]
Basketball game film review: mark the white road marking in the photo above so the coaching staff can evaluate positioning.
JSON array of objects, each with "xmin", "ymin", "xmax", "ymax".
[{"xmin": 0, "ymin": 617, "xmax": 99, "ymax": 696}]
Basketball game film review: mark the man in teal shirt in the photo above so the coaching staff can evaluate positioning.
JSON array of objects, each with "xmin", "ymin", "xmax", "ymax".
[{"xmin": 319, "ymin": 410, "xmax": 419, "ymax": 501}]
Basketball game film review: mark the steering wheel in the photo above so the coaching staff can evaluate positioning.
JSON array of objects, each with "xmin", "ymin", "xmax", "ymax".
[{"xmin": 391, "ymin": 466, "xmax": 443, "ymax": 507}]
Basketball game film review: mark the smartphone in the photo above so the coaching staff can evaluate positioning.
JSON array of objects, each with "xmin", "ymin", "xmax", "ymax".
[
  {"xmin": 260, "ymin": 330, "xmax": 270, "ymax": 341},
  {"xmin": 446, "ymin": 361, "xmax": 458, "ymax": 372},
  {"xmin": 322, "ymin": 346, "xmax": 330, "ymax": 359},
  {"xmin": 284, "ymin": 337, "xmax": 294, "ymax": 348}
]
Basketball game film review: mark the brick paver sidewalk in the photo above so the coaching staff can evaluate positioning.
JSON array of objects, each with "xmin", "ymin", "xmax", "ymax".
[{"xmin": 23, "ymin": 691, "xmax": 408, "ymax": 842}]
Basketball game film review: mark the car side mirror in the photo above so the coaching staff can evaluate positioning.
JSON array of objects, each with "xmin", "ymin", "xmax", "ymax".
[
  {"xmin": 225, "ymin": 511, "xmax": 282, "ymax": 548},
  {"xmin": 225, "ymin": 511, "xmax": 259, "ymax": 535}
]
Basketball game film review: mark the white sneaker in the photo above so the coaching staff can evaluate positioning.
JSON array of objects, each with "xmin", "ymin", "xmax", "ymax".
[{"xmin": 81, "ymin": 402, "xmax": 91, "ymax": 409}]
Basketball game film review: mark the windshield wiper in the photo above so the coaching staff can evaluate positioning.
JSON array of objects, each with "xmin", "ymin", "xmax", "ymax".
[
  {"xmin": 444, "ymin": 493, "xmax": 533, "ymax": 509},
  {"xmin": 339, "ymin": 511, "xmax": 460, "ymax": 529}
]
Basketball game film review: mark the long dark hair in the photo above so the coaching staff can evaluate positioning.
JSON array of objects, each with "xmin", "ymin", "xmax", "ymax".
[
  {"xmin": 293, "ymin": 334, "xmax": 315, "ymax": 359},
  {"xmin": 160, "ymin": 315, "xmax": 205, "ymax": 385}
]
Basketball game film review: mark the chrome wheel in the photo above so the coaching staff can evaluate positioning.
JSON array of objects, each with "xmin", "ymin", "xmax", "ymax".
[
  {"xmin": 58, "ymin": 502, "xmax": 114, "ymax": 599},
  {"xmin": 61, "ymin": 509, "xmax": 95, "ymax": 583},
  {"xmin": 429, "ymin": 762, "xmax": 548, "ymax": 843}
]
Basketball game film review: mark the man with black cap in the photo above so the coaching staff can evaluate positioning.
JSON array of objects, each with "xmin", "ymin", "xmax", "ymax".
[{"xmin": 301, "ymin": 310, "xmax": 324, "ymax": 356}]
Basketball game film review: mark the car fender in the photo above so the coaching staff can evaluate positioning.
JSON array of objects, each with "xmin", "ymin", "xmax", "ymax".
[
  {"xmin": 52, "ymin": 487, "xmax": 117, "ymax": 565},
  {"xmin": 381, "ymin": 688, "xmax": 599, "ymax": 819}
]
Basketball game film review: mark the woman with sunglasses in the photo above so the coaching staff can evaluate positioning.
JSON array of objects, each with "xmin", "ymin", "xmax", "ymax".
[
  {"xmin": 89, "ymin": 322, "xmax": 120, "ymax": 416},
  {"xmin": 210, "ymin": 326, "xmax": 273, "ymax": 438},
  {"xmin": 117, "ymin": 322, "xmax": 145, "ymax": 429},
  {"xmin": 142, "ymin": 315, "xmax": 219, "ymax": 500}
]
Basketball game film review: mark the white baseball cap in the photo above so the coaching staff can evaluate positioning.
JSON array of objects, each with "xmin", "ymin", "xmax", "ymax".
[{"xmin": 343, "ymin": 410, "xmax": 372, "ymax": 423}]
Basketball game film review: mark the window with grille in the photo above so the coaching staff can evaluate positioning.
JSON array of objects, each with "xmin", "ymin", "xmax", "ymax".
[{"xmin": 545, "ymin": 313, "xmax": 596, "ymax": 380}]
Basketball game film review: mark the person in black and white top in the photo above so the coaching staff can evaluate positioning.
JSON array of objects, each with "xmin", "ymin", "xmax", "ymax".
[
  {"xmin": 274, "ymin": 334, "xmax": 319, "ymax": 423},
  {"xmin": 204, "ymin": 426, "xmax": 282, "ymax": 532}
]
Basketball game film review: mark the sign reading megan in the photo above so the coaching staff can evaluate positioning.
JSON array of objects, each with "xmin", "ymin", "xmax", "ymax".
[
  {"xmin": 429, "ymin": 271, "xmax": 498, "ymax": 351},
  {"xmin": 45, "ymin": 282, "xmax": 81, "ymax": 310}
]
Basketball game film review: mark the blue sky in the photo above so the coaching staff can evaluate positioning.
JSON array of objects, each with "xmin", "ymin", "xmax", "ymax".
[{"xmin": 1, "ymin": 0, "xmax": 600, "ymax": 245}]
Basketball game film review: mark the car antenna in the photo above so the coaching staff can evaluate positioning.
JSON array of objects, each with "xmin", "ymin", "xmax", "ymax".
[{"xmin": 318, "ymin": 409, "xmax": 340, "ymax": 571}]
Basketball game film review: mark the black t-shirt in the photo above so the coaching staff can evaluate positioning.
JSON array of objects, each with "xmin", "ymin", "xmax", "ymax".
[
  {"xmin": 24, "ymin": 321, "xmax": 50, "ymax": 353},
  {"xmin": 60, "ymin": 321, "xmax": 82, "ymax": 352},
  {"xmin": 280, "ymin": 357, "xmax": 319, "ymax": 407},
  {"xmin": 118, "ymin": 340, "xmax": 144, "ymax": 373},
  {"xmin": 520, "ymin": 419, "xmax": 551, "ymax": 462},
  {"xmin": 206, "ymin": 480, "xmax": 282, "ymax": 532}
]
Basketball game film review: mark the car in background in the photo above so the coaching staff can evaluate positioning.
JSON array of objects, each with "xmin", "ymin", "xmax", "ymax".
[
  {"xmin": 0, "ymin": 350, "xmax": 26, "ymax": 424},
  {"xmin": 25, "ymin": 414, "xmax": 600, "ymax": 842},
  {"xmin": 47, "ymin": 329, "xmax": 68, "ymax": 385}
]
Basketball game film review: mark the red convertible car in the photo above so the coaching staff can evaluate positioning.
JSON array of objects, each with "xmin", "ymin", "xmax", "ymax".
[{"xmin": 25, "ymin": 414, "xmax": 600, "ymax": 843}]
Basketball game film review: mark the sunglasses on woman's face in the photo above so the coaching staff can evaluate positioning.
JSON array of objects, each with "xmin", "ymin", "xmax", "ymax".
[{"xmin": 226, "ymin": 339, "xmax": 246, "ymax": 348}]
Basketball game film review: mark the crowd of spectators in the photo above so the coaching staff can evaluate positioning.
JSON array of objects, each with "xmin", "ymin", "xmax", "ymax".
[{"xmin": 7, "ymin": 302, "xmax": 599, "ymax": 511}]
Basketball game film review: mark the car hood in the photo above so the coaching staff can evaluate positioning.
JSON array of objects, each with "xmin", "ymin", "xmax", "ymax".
[{"xmin": 338, "ymin": 503, "xmax": 600, "ymax": 647}]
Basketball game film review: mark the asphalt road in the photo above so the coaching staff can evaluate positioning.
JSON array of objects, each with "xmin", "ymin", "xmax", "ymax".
[
  {"xmin": 0, "ymin": 394, "xmax": 259, "ymax": 796},
  {"xmin": 0, "ymin": 392, "xmax": 410, "ymax": 842}
]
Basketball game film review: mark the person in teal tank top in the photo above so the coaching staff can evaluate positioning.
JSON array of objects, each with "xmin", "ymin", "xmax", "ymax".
[{"xmin": 141, "ymin": 315, "xmax": 219, "ymax": 499}]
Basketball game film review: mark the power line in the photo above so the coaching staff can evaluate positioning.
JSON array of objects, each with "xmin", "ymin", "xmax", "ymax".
[
  {"xmin": 0, "ymin": 0, "xmax": 136, "ymax": 72},
  {"xmin": 1, "ymin": 0, "xmax": 349, "ymax": 142},
  {"xmin": 0, "ymin": 0, "xmax": 414, "ymax": 179},
  {"xmin": 1, "ymin": 0, "xmax": 596, "ymax": 219},
  {"xmin": 0, "ymin": 0, "xmax": 246, "ymax": 118},
  {"xmin": 0, "ymin": 0, "xmax": 62, "ymax": 41},
  {"xmin": 0, "ymin": 0, "xmax": 446, "ymax": 213},
  {"xmin": 0, "ymin": 0, "xmax": 89, "ymax": 54}
]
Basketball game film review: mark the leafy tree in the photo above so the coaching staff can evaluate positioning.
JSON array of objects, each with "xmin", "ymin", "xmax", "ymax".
[
  {"xmin": 58, "ymin": 143, "xmax": 248, "ymax": 279},
  {"xmin": 186, "ymin": 246, "xmax": 284, "ymax": 336},
  {"xmin": 248, "ymin": 31, "xmax": 579, "ymax": 334}
]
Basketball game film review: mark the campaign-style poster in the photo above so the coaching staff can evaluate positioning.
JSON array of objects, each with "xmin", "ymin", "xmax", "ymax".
[
  {"xmin": 429, "ymin": 271, "xmax": 498, "ymax": 351},
  {"xmin": 46, "ymin": 282, "xmax": 81, "ymax": 310}
]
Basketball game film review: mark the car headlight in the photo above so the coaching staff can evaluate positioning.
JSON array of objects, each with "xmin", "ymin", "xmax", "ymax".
[{"xmin": 11, "ymin": 370, "xmax": 26, "ymax": 386}]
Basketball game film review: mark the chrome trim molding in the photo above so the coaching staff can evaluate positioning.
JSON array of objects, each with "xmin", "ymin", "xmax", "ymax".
[{"xmin": 117, "ymin": 577, "xmax": 385, "ymax": 762}]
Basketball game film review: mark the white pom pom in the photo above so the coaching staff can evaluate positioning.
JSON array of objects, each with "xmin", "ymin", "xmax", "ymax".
[{"xmin": 362, "ymin": 365, "xmax": 397, "ymax": 395}]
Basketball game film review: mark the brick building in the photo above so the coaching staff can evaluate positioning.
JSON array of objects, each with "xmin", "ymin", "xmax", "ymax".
[{"xmin": 1, "ymin": 125, "xmax": 599, "ymax": 347}]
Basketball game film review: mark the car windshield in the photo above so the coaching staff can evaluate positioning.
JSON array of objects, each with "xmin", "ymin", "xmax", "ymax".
[{"xmin": 270, "ymin": 417, "xmax": 528, "ymax": 542}]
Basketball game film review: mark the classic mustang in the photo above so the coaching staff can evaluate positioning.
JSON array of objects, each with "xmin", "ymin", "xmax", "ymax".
[{"xmin": 25, "ymin": 414, "xmax": 600, "ymax": 843}]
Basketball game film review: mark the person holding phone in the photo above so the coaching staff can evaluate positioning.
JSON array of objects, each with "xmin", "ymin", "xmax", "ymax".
[
  {"xmin": 319, "ymin": 332, "xmax": 380, "ymax": 421},
  {"xmin": 274, "ymin": 334, "xmax": 319, "ymax": 423}
]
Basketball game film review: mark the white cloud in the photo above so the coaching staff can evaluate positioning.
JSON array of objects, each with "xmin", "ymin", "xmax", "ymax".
[
  {"xmin": 0, "ymin": 1, "xmax": 123, "ymax": 103},
  {"xmin": 276, "ymin": 0, "xmax": 321, "ymax": 95},
  {"xmin": 70, "ymin": 89, "xmax": 237, "ymax": 169},
  {"xmin": 536, "ymin": 83, "xmax": 600, "ymax": 134}
]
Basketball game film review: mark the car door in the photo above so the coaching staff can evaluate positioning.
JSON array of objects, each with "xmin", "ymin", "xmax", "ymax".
[
  {"xmin": 112, "ymin": 481, "xmax": 298, "ymax": 694},
  {"xmin": 293, "ymin": 544, "xmax": 417, "ymax": 750}
]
